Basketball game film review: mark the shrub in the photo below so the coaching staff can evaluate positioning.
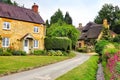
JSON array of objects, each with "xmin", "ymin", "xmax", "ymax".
[
  {"xmin": 77, "ymin": 47, "xmax": 87, "ymax": 53},
  {"xmin": 45, "ymin": 37, "xmax": 72, "ymax": 51},
  {"xmin": 115, "ymin": 62, "xmax": 120, "ymax": 74},
  {"xmin": 95, "ymin": 40, "xmax": 109, "ymax": 55},
  {"xmin": 2, "ymin": 51, "xmax": 12, "ymax": 56},
  {"xmin": 113, "ymin": 35, "xmax": 120, "ymax": 43},
  {"xmin": 55, "ymin": 50, "xmax": 63, "ymax": 56},
  {"xmin": 47, "ymin": 50, "xmax": 56, "ymax": 56},
  {"xmin": 12, "ymin": 50, "xmax": 26, "ymax": 56},
  {"xmin": 34, "ymin": 50, "xmax": 44, "ymax": 55},
  {"xmin": 0, "ymin": 48, "xmax": 3, "ymax": 56}
]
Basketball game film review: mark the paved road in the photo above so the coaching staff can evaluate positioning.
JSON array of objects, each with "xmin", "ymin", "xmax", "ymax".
[{"xmin": 0, "ymin": 52, "xmax": 90, "ymax": 80}]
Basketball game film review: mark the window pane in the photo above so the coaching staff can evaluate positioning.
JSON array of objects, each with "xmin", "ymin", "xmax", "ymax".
[
  {"xmin": 34, "ymin": 40, "xmax": 38, "ymax": 48},
  {"xmin": 34, "ymin": 27, "xmax": 38, "ymax": 33},
  {"xmin": 2, "ymin": 38, "xmax": 9, "ymax": 47}
]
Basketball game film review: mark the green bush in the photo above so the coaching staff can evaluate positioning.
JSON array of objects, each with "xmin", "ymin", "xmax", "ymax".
[
  {"xmin": 55, "ymin": 50, "xmax": 63, "ymax": 56},
  {"xmin": 47, "ymin": 50, "xmax": 56, "ymax": 56},
  {"xmin": 113, "ymin": 35, "xmax": 120, "ymax": 43},
  {"xmin": 45, "ymin": 37, "xmax": 72, "ymax": 51},
  {"xmin": 115, "ymin": 62, "xmax": 120, "ymax": 74},
  {"xmin": 95, "ymin": 40, "xmax": 109, "ymax": 55},
  {"xmin": 77, "ymin": 47, "xmax": 87, "ymax": 53},
  {"xmin": 12, "ymin": 50, "xmax": 26, "ymax": 56},
  {"xmin": 47, "ymin": 50, "xmax": 64, "ymax": 56},
  {"xmin": 2, "ymin": 51, "xmax": 12, "ymax": 56},
  {"xmin": 0, "ymin": 48, "xmax": 3, "ymax": 56},
  {"xmin": 34, "ymin": 50, "xmax": 44, "ymax": 55}
]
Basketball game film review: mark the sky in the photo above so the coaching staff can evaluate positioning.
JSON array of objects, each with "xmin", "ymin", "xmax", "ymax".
[{"xmin": 11, "ymin": 0, "xmax": 120, "ymax": 27}]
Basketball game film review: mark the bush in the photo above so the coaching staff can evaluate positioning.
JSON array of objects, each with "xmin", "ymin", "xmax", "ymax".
[
  {"xmin": 95, "ymin": 40, "xmax": 109, "ymax": 55},
  {"xmin": 0, "ymin": 48, "xmax": 3, "ymax": 56},
  {"xmin": 45, "ymin": 37, "xmax": 72, "ymax": 51},
  {"xmin": 2, "ymin": 51, "xmax": 12, "ymax": 56},
  {"xmin": 115, "ymin": 62, "xmax": 120, "ymax": 74},
  {"xmin": 77, "ymin": 47, "xmax": 87, "ymax": 53},
  {"xmin": 12, "ymin": 50, "xmax": 26, "ymax": 56},
  {"xmin": 113, "ymin": 35, "xmax": 120, "ymax": 43},
  {"xmin": 47, "ymin": 50, "xmax": 64, "ymax": 56},
  {"xmin": 55, "ymin": 50, "xmax": 63, "ymax": 56},
  {"xmin": 34, "ymin": 50, "xmax": 44, "ymax": 55},
  {"xmin": 47, "ymin": 50, "xmax": 56, "ymax": 56}
]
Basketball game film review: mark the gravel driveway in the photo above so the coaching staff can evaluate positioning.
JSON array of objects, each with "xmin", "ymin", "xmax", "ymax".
[{"xmin": 0, "ymin": 52, "xmax": 90, "ymax": 80}]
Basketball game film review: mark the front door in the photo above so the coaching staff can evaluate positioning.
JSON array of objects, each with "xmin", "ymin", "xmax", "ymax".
[{"xmin": 24, "ymin": 39, "xmax": 29, "ymax": 53}]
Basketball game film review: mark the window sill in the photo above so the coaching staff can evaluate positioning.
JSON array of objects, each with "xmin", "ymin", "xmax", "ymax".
[{"xmin": 3, "ymin": 29, "xmax": 11, "ymax": 31}]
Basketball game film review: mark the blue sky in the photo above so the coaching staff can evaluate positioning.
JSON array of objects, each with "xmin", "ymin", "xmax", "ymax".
[{"xmin": 12, "ymin": 0, "xmax": 120, "ymax": 27}]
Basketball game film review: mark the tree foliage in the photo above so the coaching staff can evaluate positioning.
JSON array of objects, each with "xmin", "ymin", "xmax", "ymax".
[
  {"xmin": 1, "ymin": 0, "xmax": 18, "ymax": 6},
  {"xmin": 50, "ymin": 9, "xmax": 64, "ymax": 25},
  {"xmin": 64, "ymin": 12, "xmax": 72, "ymax": 24},
  {"xmin": 47, "ymin": 21, "xmax": 79, "ymax": 48},
  {"xmin": 94, "ymin": 4, "xmax": 120, "ymax": 33},
  {"xmin": 45, "ymin": 19, "xmax": 50, "ymax": 28}
]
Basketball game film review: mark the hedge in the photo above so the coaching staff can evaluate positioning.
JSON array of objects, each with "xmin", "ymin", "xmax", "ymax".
[{"xmin": 45, "ymin": 37, "xmax": 72, "ymax": 51}]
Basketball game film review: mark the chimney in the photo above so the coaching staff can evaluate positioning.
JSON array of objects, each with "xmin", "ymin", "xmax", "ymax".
[
  {"xmin": 79, "ymin": 23, "xmax": 82, "ymax": 28},
  {"xmin": 32, "ymin": 3, "xmax": 38, "ymax": 13},
  {"xmin": 103, "ymin": 19, "xmax": 109, "ymax": 29}
]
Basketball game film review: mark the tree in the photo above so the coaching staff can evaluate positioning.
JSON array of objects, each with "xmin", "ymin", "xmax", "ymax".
[
  {"xmin": 50, "ymin": 9, "xmax": 64, "ymax": 25},
  {"xmin": 1, "ymin": 0, "xmax": 18, "ymax": 6},
  {"xmin": 2, "ymin": 0, "xmax": 13, "ymax": 5},
  {"xmin": 64, "ymin": 12, "xmax": 72, "ymax": 25},
  {"xmin": 94, "ymin": 4, "xmax": 120, "ymax": 32},
  {"xmin": 47, "ymin": 21, "xmax": 80, "ymax": 48},
  {"xmin": 45, "ymin": 20, "xmax": 50, "ymax": 28}
]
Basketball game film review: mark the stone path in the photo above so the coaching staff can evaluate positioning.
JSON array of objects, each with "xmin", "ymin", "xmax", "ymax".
[
  {"xmin": 0, "ymin": 52, "xmax": 90, "ymax": 80},
  {"xmin": 97, "ymin": 63, "xmax": 105, "ymax": 80}
]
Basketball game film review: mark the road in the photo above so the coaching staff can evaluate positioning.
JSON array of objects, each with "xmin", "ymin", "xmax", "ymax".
[{"xmin": 0, "ymin": 52, "xmax": 90, "ymax": 80}]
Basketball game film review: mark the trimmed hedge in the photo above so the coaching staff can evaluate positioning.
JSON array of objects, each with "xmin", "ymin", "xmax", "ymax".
[{"xmin": 45, "ymin": 37, "xmax": 72, "ymax": 51}]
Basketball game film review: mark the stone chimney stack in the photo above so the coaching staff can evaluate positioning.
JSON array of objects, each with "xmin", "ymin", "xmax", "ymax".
[
  {"xmin": 32, "ymin": 3, "xmax": 38, "ymax": 13},
  {"xmin": 79, "ymin": 23, "xmax": 82, "ymax": 28},
  {"xmin": 103, "ymin": 19, "xmax": 109, "ymax": 29}
]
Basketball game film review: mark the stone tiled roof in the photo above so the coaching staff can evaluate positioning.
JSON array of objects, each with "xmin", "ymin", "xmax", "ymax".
[{"xmin": 0, "ymin": 2, "xmax": 44, "ymax": 24}]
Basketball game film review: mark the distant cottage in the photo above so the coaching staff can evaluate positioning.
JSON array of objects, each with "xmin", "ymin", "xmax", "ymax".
[
  {"xmin": 76, "ymin": 19, "xmax": 117, "ymax": 49},
  {"xmin": 0, "ymin": 3, "xmax": 45, "ymax": 53}
]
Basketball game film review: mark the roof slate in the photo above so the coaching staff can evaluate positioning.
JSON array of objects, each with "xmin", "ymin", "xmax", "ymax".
[{"xmin": 0, "ymin": 2, "xmax": 44, "ymax": 24}]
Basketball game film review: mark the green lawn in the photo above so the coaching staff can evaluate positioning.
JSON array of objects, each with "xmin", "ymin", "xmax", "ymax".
[
  {"xmin": 0, "ymin": 55, "xmax": 74, "ymax": 75},
  {"xmin": 56, "ymin": 56, "xmax": 98, "ymax": 80}
]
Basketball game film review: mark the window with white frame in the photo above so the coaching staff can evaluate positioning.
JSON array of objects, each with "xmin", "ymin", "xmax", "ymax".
[
  {"xmin": 2, "ymin": 38, "xmax": 10, "ymax": 47},
  {"xmin": 34, "ymin": 27, "xmax": 39, "ymax": 33},
  {"xmin": 33, "ymin": 40, "xmax": 39, "ymax": 48},
  {"xmin": 3, "ymin": 22, "xmax": 10, "ymax": 30}
]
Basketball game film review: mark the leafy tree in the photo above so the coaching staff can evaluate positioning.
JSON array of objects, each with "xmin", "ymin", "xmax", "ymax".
[
  {"xmin": 2, "ymin": 0, "xmax": 13, "ymax": 4},
  {"xmin": 1, "ymin": 0, "xmax": 18, "ymax": 6},
  {"xmin": 64, "ymin": 12, "xmax": 72, "ymax": 25},
  {"xmin": 50, "ymin": 9, "xmax": 64, "ymax": 25},
  {"xmin": 45, "ymin": 19, "xmax": 50, "ymax": 28},
  {"xmin": 47, "ymin": 20, "xmax": 79, "ymax": 48},
  {"xmin": 94, "ymin": 4, "xmax": 120, "ymax": 33}
]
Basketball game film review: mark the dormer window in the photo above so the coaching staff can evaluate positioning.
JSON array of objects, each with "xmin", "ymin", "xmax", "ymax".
[
  {"xmin": 34, "ymin": 26, "xmax": 39, "ymax": 33},
  {"xmin": 3, "ymin": 22, "xmax": 10, "ymax": 30}
]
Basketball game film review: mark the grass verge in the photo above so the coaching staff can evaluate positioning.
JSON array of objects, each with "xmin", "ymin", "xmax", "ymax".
[
  {"xmin": 0, "ymin": 53, "xmax": 75, "ymax": 76},
  {"xmin": 56, "ymin": 56, "xmax": 98, "ymax": 80}
]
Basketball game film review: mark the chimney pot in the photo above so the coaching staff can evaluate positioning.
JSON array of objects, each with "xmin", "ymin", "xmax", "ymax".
[{"xmin": 32, "ymin": 3, "xmax": 38, "ymax": 13}]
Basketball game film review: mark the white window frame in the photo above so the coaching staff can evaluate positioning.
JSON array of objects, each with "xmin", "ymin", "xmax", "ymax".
[
  {"xmin": 33, "ymin": 40, "xmax": 39, "ymax": 48},
  {"xmin": 2, "ymin": 37, "xmax": 10, "ymax": 47},
  {"xmin": 34, "ymin": 26, "xmax": 39, "ymax": 33},
  {"xmin": 3, "ymin": 22, "xmax": 10, "ymax": 30}
]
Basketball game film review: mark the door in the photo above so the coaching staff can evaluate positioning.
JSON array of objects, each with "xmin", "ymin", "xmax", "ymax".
[{"xmin": 24, "ymin": 39, "xmax": 29, "ymax": 53}]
